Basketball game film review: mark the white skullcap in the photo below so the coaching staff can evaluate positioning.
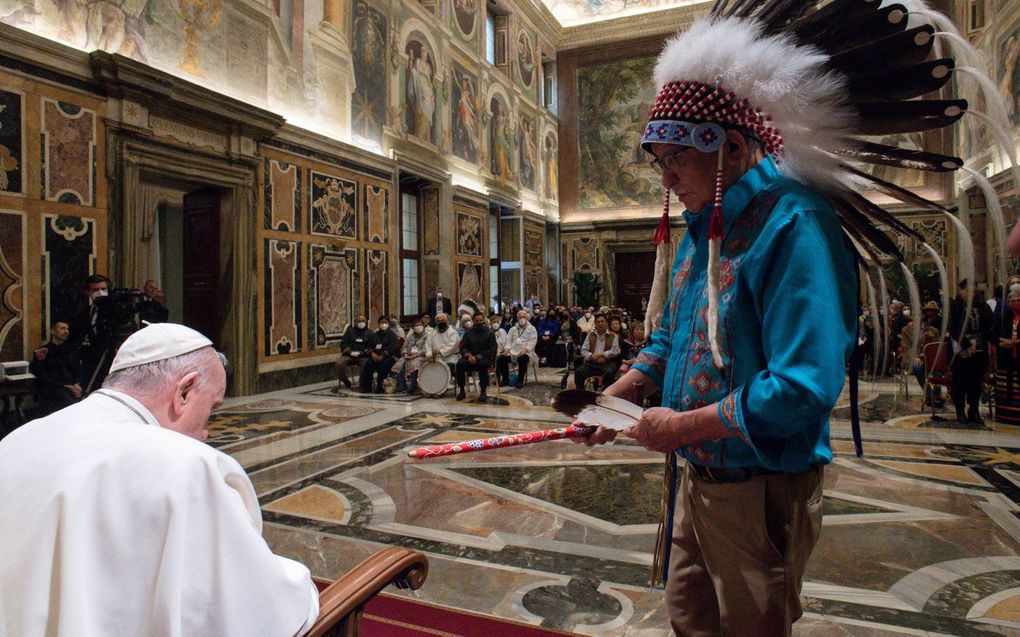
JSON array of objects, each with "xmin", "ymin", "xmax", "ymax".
[{"xmin": 109, "ymin": 323, "xmax": 213, "ymax": 373}]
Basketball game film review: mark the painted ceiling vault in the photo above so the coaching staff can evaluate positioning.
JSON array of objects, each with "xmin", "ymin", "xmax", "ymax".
[{"xmin": 539, "ymin": 0, "xmax": 704, "ymax": 26}]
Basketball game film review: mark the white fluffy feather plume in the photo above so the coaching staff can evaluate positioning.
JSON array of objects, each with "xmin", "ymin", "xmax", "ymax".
[{"xmin": 653, "ymin": 17, "xmax": 855, "ymax": 189}]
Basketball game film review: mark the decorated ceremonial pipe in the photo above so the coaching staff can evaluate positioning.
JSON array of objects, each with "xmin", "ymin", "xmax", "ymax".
[{"xmin": 407, "ymin": 424, "xmax": 594, "ymax": 459}]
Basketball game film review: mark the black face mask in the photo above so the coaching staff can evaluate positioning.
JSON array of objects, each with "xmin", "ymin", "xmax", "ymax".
[
  {"xmin": 473, "ymin": 323, "xmax": 486, "ymax": 331},
  {"xmin": 437, "ymin": 322, "xmax": 449, "ymax": 331}
]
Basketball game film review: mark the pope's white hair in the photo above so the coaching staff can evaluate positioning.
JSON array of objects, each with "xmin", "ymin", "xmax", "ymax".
[
  {"xmin": 654, "ymin": 17, "xmax": 855, "ymax": 189},
  {"xmin": 104, "ymin": 347, "xmax": 219, "ymax": 394}
]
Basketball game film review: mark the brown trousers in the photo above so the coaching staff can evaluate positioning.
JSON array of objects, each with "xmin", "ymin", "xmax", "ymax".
[{"xmin": 665, "ymin": 463, "xmax": 824, "ymax": 637}]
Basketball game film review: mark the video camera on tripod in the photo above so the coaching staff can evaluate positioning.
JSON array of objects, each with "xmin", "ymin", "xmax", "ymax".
[{"xmin": 82, "ymin": 287, "xmax": 144, "ymax": 392}]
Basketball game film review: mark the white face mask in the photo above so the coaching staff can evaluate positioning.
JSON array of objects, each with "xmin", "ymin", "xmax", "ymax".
[
  {"xmin": 436, "ymin": 293, "xmax": 443, "ymax": 299},
  {"xmin": 413, "ymin": 325, "xmax": 424, "ymax": 334},
  {"xmin": 584, "ymin": 312, "xmax": 592, "ymax": 319},
  {"xmin": 518, "ymin": 318, "xmax": 529, "ymax": 327},
  {"xmin": 380, "ymin": 322, "xmax": 389, "ymax": 330},
  {"xmin": 356, "ymin": 321, "xmax": 366, "ymax": 329},
  {"xmin": 91, "ymin": 289, "xmax": 108, "ymax": 300},
  {"xmin": 491, "ymin": 323, "xmax": 500, "ymax": 330}
]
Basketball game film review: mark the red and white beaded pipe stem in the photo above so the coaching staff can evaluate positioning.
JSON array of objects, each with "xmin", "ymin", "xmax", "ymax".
[
  {"xmin": 706, "ymin": 148, "xmax": 725, "ymax": 369},
  {"xmin": 407, "ymin": 424, "xmax": 595, "ymax": 460}
]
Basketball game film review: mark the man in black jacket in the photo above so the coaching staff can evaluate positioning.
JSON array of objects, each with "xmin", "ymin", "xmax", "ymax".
[
  {"xmin": 455, "ymin": 310, "xmax": 496, "ymax": 402},
  {"xmin": 360, "ymin": 316, "xmax": 399, "ymax": 393},
  {"xmin": 948, "ymin": 279, "xmax": 994, "ymax": 424},
  {"xmin": 29, "ymin": 321, "xmax": 82, "ymax": 414},
  {"xmin": 427, "ymin": 287, "xmax": 453, "ymax": 320},
  {"xmin": 338, "ymin": 314, "xmax": 375, "ymax": 389}
]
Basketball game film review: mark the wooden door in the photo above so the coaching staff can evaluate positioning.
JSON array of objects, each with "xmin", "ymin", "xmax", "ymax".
[
  {"xmin": 614, "ymin": 251, "xmax": 656, "ymax": 317},
  {"xmin": 182, "ymin": 188, "xmax": 221, "ymax": 345}
]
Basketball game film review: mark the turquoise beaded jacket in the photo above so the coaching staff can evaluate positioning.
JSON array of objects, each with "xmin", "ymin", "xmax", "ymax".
[{"xmin": 632, "ymin": 156, "xmax": 858, "ymax": 472}]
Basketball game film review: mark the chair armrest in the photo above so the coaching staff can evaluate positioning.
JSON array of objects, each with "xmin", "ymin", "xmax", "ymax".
[{"xmin": 307, "ymin": 547, "xmax": 428, "ymax": 637}]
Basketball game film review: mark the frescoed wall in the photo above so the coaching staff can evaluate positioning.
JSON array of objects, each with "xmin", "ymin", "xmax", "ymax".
[
  {"xmin": 351, "ymin": 1, "xmax": 388, "ymax": 148},
  {"xmin": 0, "ymin": 68, "xmax": 106, "ymax": 363},
  {"xmin": 454, "ymin": 201, "xmax": 487, "ymax": 308}
]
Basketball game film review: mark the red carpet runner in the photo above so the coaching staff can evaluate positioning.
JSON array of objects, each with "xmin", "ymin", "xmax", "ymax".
[{"xmin": 362, "ymin": 594, "xmax": 577, "ymax": 637}]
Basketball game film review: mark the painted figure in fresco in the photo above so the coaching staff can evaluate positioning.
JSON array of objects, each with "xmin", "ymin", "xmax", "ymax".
[
  {"xmin": 544, "ymin": 135, "xmax": 558, "ymax": 200},
  {"xmin": 1, "ymin": 0, "xmax": 148, "ymax": 61},
  {"xmin": 404, "ymin": 42, "xmax": 436, "ymax": 143},
  {"xmin": 517, "ymin": 32, "xmax": 535, "ymax": 87},
  {"xmin": 454, "ymin": 74, "xmax": 479, "ymax": 159},
  {"xmin": 489, "ymin": 98, "xmax": 512, "ymax": 178},
  {"xmin": 354, "ymin": 2, "xmax": 384, "ymax": 70},
  {"xmin": 1000, "ymin": 31, "xmax": 1020, "ymax": 121},
  {"xmin": 454, "ymin": 0, "xmax": 476, "ymax": 36},
  {"xmin": 520, "ymin": 117, "xmax": 536, "ymax": 189}
]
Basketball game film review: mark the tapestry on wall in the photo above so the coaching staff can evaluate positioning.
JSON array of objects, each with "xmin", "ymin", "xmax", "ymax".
[
  {"xmin": 457, "ymin": 262, "xmax": 484, "ymax": 308},
  {"xmin": 352, "ymin": 1, "xmax": 388, "ymax": 147},
  {"xmin": 0, "ymin": 88, "xmax": 23, "ymax": 196},
  {"xmin": 576, "ymin": 56, "xmax": 661, "ymax": 209},
  {"xmin": 310, "ymin": 170, "xmax": 358, "ymax": 239},
  {"xmin": 456, "ymin": 211, "xmax": 482, "ymax": 257}
]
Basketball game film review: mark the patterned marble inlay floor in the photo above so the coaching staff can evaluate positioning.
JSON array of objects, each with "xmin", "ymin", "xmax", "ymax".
[{"xmin": 214, "ymin": 379, "xmax": 1020, "ymax": 635}]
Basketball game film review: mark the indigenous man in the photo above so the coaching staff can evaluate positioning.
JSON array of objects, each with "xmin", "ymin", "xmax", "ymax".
[
  {"xmin": 579, "ymin": 18, "xmax": 858, "ymax": 636},
  {"xmin": 0, "ymin": 323, "xmax": 319, "ymax": 635}
]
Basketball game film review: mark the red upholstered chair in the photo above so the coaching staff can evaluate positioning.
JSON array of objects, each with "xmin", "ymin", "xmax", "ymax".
[
  {"xmin": 922, "ymin": 342, "xmax": 951, "ymax": 418},
  {"xmin": 308, "ymin": 547, "xmax": 428, "ymax": 637}
]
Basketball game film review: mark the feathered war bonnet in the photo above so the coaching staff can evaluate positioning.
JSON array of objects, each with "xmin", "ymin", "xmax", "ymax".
[{"xmin": 641, "ymin": 0, "xmax": 1017, "ymax": 376}]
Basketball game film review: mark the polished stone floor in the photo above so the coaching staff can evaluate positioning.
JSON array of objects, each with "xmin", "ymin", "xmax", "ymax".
[{"xmin": 210, "ymin": 371, "xmax": 1020, "ymax": 636}]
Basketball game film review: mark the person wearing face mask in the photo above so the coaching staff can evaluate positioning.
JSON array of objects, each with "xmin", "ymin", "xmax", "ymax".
[
  {"xmin": 536, "ymin": 309, "xmax": 562, "ymax": 367},
  {"xmin": 426, "ymin": 312, "xmax": 460, "ymax": 373},
  {"xmin": 428, "ymin": 287, "xmax": 452, "ymax": 320},
  {"xmin": 994, "ymin": 290, "xmax": 1020, "ymax": 425},
  {"xmin": 499, "ymin": 308, "xmax": 514, "ymax": 332},
  {"xmin": 360, "ymin": 317, "xmax": 400, "ymax": 393},
  {"xmin": 388, "ymin": 315, "xmax": 406, "ymax": 340},
  {"xmin": 458, "ymin": 314, "xmax": 473, "ymax": 337},
  {"xmin": 576, "ymin": 309, "xmax": 595, "ymax": 336},
  {"xmin": 70, "ymin": 274, "xmax": 115, "ymax": 393},
  {"xmin": 498, "ymin": 310, "xmax": 538, "ymax": 388},
  {"xmin": 455, "ymin": 311, "xmax": 497, "ymax": 401},
  {"xmin": 396, "ymin": 319, "xmax": 430, "ymax": 394},
  {"xmin": 337, "ymin": 314, "xmax": 375, "ymax": 390}
]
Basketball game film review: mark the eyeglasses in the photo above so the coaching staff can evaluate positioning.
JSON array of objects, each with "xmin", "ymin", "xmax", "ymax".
[{"xmin": 648, "ymin": 149, "xmax": 689, "ymax": 174}]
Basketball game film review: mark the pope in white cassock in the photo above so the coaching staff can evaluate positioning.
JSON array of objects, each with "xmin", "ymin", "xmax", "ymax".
[{"xmin": 0, "ymin": 323, "xmax": 319, "ymax": 637}]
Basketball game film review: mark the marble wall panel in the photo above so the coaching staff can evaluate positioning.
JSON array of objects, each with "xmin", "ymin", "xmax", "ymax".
[
  {"xmin": 264, "ymin": 239, "xmax": 301, "ymax": 356},
  {"xmin": 571, "ymin": 236, "xmax": 598, "ymax": 270},
  {"xmin": 456, "ymin": 210, "xmax": 482, "ymax": 257},
  {"xmin": 310, "ymin": 170, "xmax": 358, "ymax": 239},
  {"xmin": 365, "ymin": 183, "xmax": 388, "ymax": 243},
  {"xmin": 0, "ymin": 89, "xmax": 24, "ymax": 196},
  {"xmin": 309, "ymin": 244, "xmax": 356, "ymax": 347},
  {"xmin": 41, "ymin": 99, "xmax": 96, "ymax": 206},
  {"xmin": 265, "ymin": 159, "xmax": 301, "ymax": 232},
  {"xmin": 0, "ymin": 210, "xmax": 24, "ymax": 361},
  {"xmin": 456, "ymin": 261, "xmax": 484, "ymax": 307},
  {"xmin": 423, "ymin": 188, "xmax": 440, "ymax": 255},
  {"xmin": 423, "ymin": 258, "xmax": 439, "ymax": 299},
  {"xmin": 41, "ymin": 214, "xmax": 95, "ymax": 336},
  {"xmin": 351, "ymin": 0, "xmax": 388, "ymax": 147},
  {"xmin": 367, "ymin": 249, "xmax": 387, "ymax": 321}
]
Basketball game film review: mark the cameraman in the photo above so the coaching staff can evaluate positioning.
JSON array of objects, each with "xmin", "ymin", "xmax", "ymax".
[{"xmin": 72, "ymin": 274, "xmax": 141, "ymax": 392}]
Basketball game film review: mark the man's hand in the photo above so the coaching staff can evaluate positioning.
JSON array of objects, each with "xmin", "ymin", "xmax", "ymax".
[
  {"xmin": 34, "ymin": 347, "xmax": 47, "ymax": 361},
  {"xmin": 623, "ymin": 408, "xmax": 690, "ymax": 453},
  {"xmin": 467, "ymin": 353, "xmax": 477, "ymax": 364},
  {"xmin": 64, "ymin": 384, "xmax": 82, "ymax": 399},
  {"xmin": 502, "ymin": 347, "xmax": 511, "ymax": 355},
  {"xmin": 572, "ymin": 370, "xmax": 653, "ymax": 447},
  {"xmin": 593, "ymin": 353, "xmax": 606, "ymax": 363}
]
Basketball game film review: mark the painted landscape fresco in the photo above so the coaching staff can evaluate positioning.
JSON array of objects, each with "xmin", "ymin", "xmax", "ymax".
[{"xmin": 577, "ymin": 55, "xmax": 661, "ymax": 210}]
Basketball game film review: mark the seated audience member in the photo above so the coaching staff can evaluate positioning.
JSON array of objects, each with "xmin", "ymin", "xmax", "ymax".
[
  {"xmin": 396, "ymin": 319, "xmax": 430, "ymax": 394},
  {"xmin": 618, "ymin": 320, "xmax": 648, "ymax": 375},
  {"xmin": 498, "ymin": 310, "xmax": 538, "ymax": 388},
  {"xmin": 338, "ymin": 314, "xmax": 374, "ymax": 389},
  {"xmin": 499, "ymin": 308, "xmax": 514, "ymax": 332},
  {"xmin": 360, "ymin": 317, "xmax": 399, "ymax": 393},
  {"xmin": 457, "ymin": 314, "xmax": 473, "ymax": 337},
  {"xmin": 576, "ymin": 308, "xmax": 595, "ymax": 337},
  {"xmin": 455, "ymin": 311, "xmax": 496, "ymax": 401},
  {"xmin": 426, "ymin": 312, "xmax": 460, "ymax": 372},
  {"xmin": 29, "ymin": 321, "xmax": 82, "ymax": 414},
  {"xmin": 573, "ymin": 314, "xmax": 621, "ymax": 391},
  {"xmin": 608, "ymin": 316, "xmax": 627, "ymax": 340},
  {"xmin": 419, "ymin": 313, "xmax": 434, "ymax": 338},
  {"xmin": 0, "ymin": 323, "xmax": 319, "ymax": 635},
  {"xmin": 388, "ymin": 315, "xmax": 406, "ymax": 340},
  {"xmin": 536, "ymin": 309, "xmax": 562, "ymax": 366},
  {"xmin": 491, "ymin": 315, "xmax": 508, "ymax": 354},
  {"xmin": 138, "ymin": 279, "xmax": 169, "ymax": 324}
]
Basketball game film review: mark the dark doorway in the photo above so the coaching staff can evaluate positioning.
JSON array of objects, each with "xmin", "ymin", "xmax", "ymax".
[
  {"xmin": 181, "ymin": 188, "xmax": 221, "ymax": 345},
  {"xmin": 615, "ymin": 251, "xmax": 655, "ymax": 317}
]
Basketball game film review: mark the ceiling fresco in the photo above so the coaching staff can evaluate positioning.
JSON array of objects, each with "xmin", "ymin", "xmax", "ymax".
[{"xmin": 539, "ymin": 0, "xmax": 703, "ymax": 26}]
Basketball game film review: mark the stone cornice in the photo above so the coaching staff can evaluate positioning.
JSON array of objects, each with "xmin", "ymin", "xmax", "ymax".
[
  {"xmin": 89, "ymin": 52, "xmax": 285, "ymax": 140},
  {"xmin": 557, "ymin": 2, "xmax": 711, "ymax": 51},
  {"xmin": 273, "ymin": 124, "xmax": 396, "ymax": 178}
]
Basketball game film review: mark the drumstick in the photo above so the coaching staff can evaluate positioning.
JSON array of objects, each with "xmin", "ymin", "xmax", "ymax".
[{"xmin": 407, "ymin": 424, "xmax": 595, "ymax": 459}]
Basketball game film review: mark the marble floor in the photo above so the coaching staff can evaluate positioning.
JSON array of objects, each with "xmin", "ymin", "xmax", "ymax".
[{"xmin": 209, "ymin": 371, "xmax": 1020, "ymax": 636}]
